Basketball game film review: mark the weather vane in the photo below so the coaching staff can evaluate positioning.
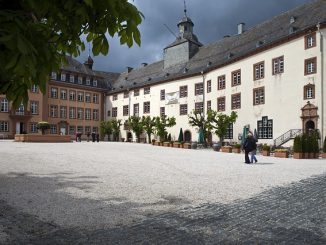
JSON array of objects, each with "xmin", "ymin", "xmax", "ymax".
[{"xmin": 184, "ymin": 0, "xmax": 187, "ymax": 16}]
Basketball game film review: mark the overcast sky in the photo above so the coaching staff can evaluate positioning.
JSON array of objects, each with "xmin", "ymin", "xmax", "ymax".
[{"xmin": 78, "ymin": 0, "xmax": 312, "ymax": 73}]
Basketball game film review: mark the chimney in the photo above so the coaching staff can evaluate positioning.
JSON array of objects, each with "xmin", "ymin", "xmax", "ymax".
[
  {"xmin": 126, "ymin": 67, "xmax": 133, "ymax": 73},
  {"xmin": 141, "ymin": 63, "xmax": 148, "ymax": 67},
  {"xmin": 237, "ymin": 23, "xmax": 245, "ymax": 35}
]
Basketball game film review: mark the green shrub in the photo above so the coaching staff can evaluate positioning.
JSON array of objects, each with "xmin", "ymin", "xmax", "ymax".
[
  {"xmin": 301, "ymin": 134, "xmax": 308, "ymax": 153},
  {"xmin": 262, "ymin": 144, "xmax": 270, "ymax": 151},
  {"xmin": 293, "ymin": 135, "xmax": 302, "ymax": 153},
  {"xmin": 233, "ymin": 143, "xmax": 241, "ymax": 149}
]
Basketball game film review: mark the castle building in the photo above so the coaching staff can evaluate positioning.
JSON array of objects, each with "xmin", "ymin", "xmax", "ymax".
[
  {"xmin": 106, "ymin": 0, "xmax": 326, "ymax": 146},
  {"xmin": 0, "ymin": 0, "xmax": 325, "ymax": 146}
]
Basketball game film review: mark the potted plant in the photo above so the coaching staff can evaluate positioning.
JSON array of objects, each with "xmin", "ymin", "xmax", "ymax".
[
  {"xmin": 163, "ymin": 141, "xmax": 170, "ymax": 147},
  {"xmin": 293, "ymin": 135, "xmax": 303, "ymax": 159},
  {"xmin": 183, "ymin": 142, "xmax": 191, "ymax": 149},
  {"xmin": 173, "ymin": 141, "xmax": 182, "ymax": 148},
  {"xmin": 37, "ymin": 121, "xmax": 50, "ymax": 135},
  {"xmin": 322, "ymin": 136, "xmax": 326, "ymax": 158},
  {"xmin": 151, "ymin": 139, "xmax": 156, "ymax": 145},
  {"xmin": 274, "ymin": 148, "xmax": 289, "ymax": 158},
  {"xmin": 232, "ymin": 144, "xmax": 241, "ymax": 153},
  {"xmin": 221, "ymin": 145, "xmax": 232, "ymax": 153},
  {"xmin": 262, "ymin": 144, "xmax": 271, "ymax": 156}
]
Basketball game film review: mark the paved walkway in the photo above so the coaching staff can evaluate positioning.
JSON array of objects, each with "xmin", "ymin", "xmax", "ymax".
[{"xmin": 0, "ymin": 141, "xmax": 325, "ymax": 244}]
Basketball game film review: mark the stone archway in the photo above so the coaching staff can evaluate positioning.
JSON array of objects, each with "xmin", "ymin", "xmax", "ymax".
[
  {"xmin": 184, "ymin": 130, "xmax": 191, "ymax": 142},
  {"xmin": 127, "ymin": 132, "xmax": 132, "ymax": 142},
  {"xmin": 301, "ymin": 101, "xmax": 319, "ymax": 133}
]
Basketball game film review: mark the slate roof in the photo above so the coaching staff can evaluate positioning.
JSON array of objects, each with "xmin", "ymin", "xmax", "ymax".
[{"xmin": 108, "ymin": 0, "xmax": 326, "ymax": 94}]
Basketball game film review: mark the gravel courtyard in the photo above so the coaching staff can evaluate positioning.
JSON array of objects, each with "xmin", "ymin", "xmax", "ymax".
[{"xmin": 0, "ymin": 141, "xmax": 325, "ymax": 244}]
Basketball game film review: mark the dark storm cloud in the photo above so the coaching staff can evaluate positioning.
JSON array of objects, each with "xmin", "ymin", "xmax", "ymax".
[{"xmin": 78, "ymin": 0, "xmax": 311, "ymax": 72}]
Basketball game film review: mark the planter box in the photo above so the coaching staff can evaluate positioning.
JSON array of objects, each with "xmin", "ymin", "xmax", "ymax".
[
  {"xmin": 293, "ymin": 152, "xmax": 303, "ymax": 159},
  {"xmin": 14, "ymin": 134, "xmax": 71, "ymax": 143},
  {"xmin": 221, "ymin": 146, "xmax": 232, "ymax": 153},
  {"xmin": 232, "ymin": 148, "xmax": 241, "ymax": 153},
  {"xmin": 173, "ymin": 142, "xmax": 182, "ymax": 148},
  {"xmin": 163, "ymin": 142, "xmax": 170, "ymax": 147},
  {"xmin": 322, "ymin": 153, "xmax": 326, "ymax": 159},
  {"xmin": 262, "ymin": 150, "xmax": 270, "ymax": 156},
  {"xmin": 274, "ymin": 151, "xmax": 289, "ymax": 158},
  {"xmin": 154, "ymin": 141, "xmax": 162, "ymax": 146},
  {"xmin": 183, "ymin": 143, "xmax": 191, "ymax": 149}
]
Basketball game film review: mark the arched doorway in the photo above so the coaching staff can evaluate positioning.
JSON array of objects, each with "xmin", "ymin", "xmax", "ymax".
[
  {"xmin": 301, "ymin": 101, "xmax": 318, "ymax": 133},
  {"xmin": 127, "ymin": 132, "xmax": 132, "ymax": 142},
  {"xmin": 305, "ymin": 120, "xmax": 315, "ymax": 133},
  {"xmin": 184, "ymin": 130, "xmax": 191, "ymax": 142}
]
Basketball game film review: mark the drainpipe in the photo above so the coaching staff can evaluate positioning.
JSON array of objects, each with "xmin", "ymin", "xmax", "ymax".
[
  {"xmin": 317, "ymin": 23, "xmax": 324, "ymax": 147},
  {"xmin": 201, "ymin": 70, "xmax": 205, "ymax": 117}
]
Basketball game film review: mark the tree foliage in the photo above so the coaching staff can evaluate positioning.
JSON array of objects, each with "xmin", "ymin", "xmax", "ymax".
[
  {"xmin": 36, "ymin": 121, "xmax": 50, "ymax": 135},
  {"xmin": 100, "ymin": 120, "xmax": 112, "ymax": 140},
  {"xmin": 188, "ymin": 110, "xmax": 211, "ymax": 145},
  {"xmin": 111, "ymin": 119, "xmax": 122, "ymax": 141},
  {"xmin": 0, "ymin": 0, "xmax": 143, "ymax": 108},
  {"xmin": 127, "ymin": 116, "xmax": 143, "ymax": 143},
  {"xmin": 154, "ymin": 116, "xmax": 176, "ymax": 141},
  {"xmin": 142, "ymin": 115, "xmax": 155, "ymax": 143}
]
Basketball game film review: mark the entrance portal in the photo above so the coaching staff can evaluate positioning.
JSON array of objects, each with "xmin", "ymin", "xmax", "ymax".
[{"xmin": 184, "ymin": 130, "xmax": 191, "ymax": 142}]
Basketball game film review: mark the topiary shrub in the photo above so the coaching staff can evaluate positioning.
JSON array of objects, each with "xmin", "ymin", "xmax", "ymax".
[{"xmin": 293, "ymin": 135, "xmax": 302, "ymax": 153}]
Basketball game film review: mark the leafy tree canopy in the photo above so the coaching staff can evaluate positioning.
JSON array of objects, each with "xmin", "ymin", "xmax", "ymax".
[{"xmin": 0, "ymin": 0, "xmax": 143, "ymax": 108}]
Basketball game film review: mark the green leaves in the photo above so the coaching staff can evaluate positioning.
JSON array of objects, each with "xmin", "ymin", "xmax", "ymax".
[{"xmin": 0, "ymin": 0, "xmax": 143, "ymax": 106}]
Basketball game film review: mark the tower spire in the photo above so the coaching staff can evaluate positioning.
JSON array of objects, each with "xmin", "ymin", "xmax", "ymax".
[{"xmin": 183, "ymin": 0, "xmax": 187, "ymax": 16}]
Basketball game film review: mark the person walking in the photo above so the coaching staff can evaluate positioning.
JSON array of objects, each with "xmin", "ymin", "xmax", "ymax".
[
  {"xmin": 250, "ymin": 130, "xmax": 258, "ymax": 163},
  {"xmin": 243, "ymin": 133, "xmax": 255, "ymax": 164}
]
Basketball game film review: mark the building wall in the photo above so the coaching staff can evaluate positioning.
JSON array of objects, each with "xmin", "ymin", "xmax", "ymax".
[{"xmin": 106, "ymin": 28, "xmax": 326, "ymax": 145}]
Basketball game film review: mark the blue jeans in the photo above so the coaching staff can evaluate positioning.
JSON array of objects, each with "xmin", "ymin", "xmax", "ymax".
[{"xmin": 250, "ymin": 151, "xmax": 257, "ymax": 163}]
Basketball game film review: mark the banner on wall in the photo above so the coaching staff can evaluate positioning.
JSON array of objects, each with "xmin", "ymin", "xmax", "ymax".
[{"xmin": 165, "ymin": 91, "xmax": 179, "ymax": 105}]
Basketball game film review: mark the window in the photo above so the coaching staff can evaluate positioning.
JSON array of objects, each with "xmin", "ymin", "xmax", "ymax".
[
  {"xmin": 207, "ymin": 100, "xmax": 211, "ymax": 112},
  {"xmin": 30, "ymin": 101, "xmax": 38, "ymax": 115},
  {"xmin": 195, "ymin": 102, "xmax": 203, "ymax": 113},
  {"xmin": 0, "ymin": 98, "xmax": 9, "ymax": 112},
  {"xmin": 207, "ymin": 80, "xmax": 211, "ymax": 93},
  {"xmin": 60, "ymin": 89, "xmax": 67, "ymax": 100},
  {"xmin": 107, "ymin": 110, "xmax": 111, "ymax": 117},
  {"xmin": 16, "ymin": 104, "xmax": 24, "ymax": 115},
  {"xmin": 60, "ymin": 106, "xmax": 67, "ymax": 119},
  {"xmin": 61, "ymin": 73, "xmax": 66, "ymax": 81},
  {"xmin": 93, "ymin": 109, "xmax": 98, "ymax": 120},
  {"xmin": 69, "ymin": 107, "xmax": 76, "ymax": 119},
  {"xmin": 134, "ymin": 89, "xmax": 139, "ymax": 96},
  {"xmin": 180, "ymin": 86, "xmax": 188, "ymax": 98},
  {"xmin": 51, "ymin": 72, "xmax": 57, "ymax": 80},
  {"xmin": 253, "ymin": 61, "xmax": 264, "ymax": 80},
  {"xmin": 231, "ymin": 70, "xmax": 241, "ymax": 86},
  {"xmin": 272, "ymin": 56, "xmax": 284, "ymax": 75},
  {"xmin": 49, "ymin": 105, "xmax": 58, "ymax": 117},
  {"xmin": 77, "ymin": 92, "xmax": 84, "ymax": 102},
  {"xmin": 50, "ymin": 87, "xmax": 58, "ymax": 98},
  {"xmin": 86, "ymin": 77, "xmax": 90, "ymax": 85},
  {"xmin": 305, "ymin": 33, "xmax": 316, "ymax": 49},
  {"xmin": 304, "ymin": 84, "xmax": 315, "ymax": 99},
  {"xmin": 217, "ymin": 97, "xmax": 225, "ymax": 112},
  {"xmin": 143, "ymin": 101, "xmax": 150, "ymax": 114},
  {"xmin": 195, "ymin": 83, "xmax": 203, "ymax": 95},
  {"xmin": 112, "ymin": 107, "xmax": 118, "ymax": 117},
  {"xmin": 0, "ymin": 121, "xmax": 9, "ymax": 132},
  {"xmin": 160, "ymin": 107, "xmax": 165, "ymax": 117},
  {"xmin": 160, "ymin": 89, "xmax": 165, "ymax": 100},
  {"xmin": 133, "ymin": 103, "xmax": 139, "ymax": 116},
  {"xmin": 180, "ymin": 104, "xmax": 188, "ymax": 115},
  {"xmin": 69, "ymin": 75, "xmax": 74, "ymax": 83},
  {"xmin": 253, "ymin": 87, "xmax": 265, "ymax": 105},
  {"xmin": 85, "ymin": 93, "xmax": 91, "ymax": 103},
  {"xmin": 93, "ymin": 94, "xmax": 99, "ymax": 103},
  {"xmin": 77, "ymin": 108, "xmax": 84, "ymax": 120},
  {"xmin": 78, "ymin": 76, "xmax": 83, "ymax": 84},
  {"xmin": 224, "ymin": 123, "xmax": 233, "ymax": 139},
  {"xmin": 113, "ymin": 94, "xmax": 118, "ymax": 101},
  {"xmin": 50, "ymin": 124, "xmax": 57, "ymax": 134},
  {"xmin": 124, "ymin": 91, "xmax": 129, "ymax": 98},
  {"xmin": 123, "ymin": 105, "xmax": 129, "ymax": 116},
  {"xmin": 144, "ymin": 87, "xmax": 150, "ymax": 95},
  {"xmin": 231, "ymin": 93, "xmax": 241, "ymax": 109},
  {"xmin": 93, "ymin": 127, "xmax": 98, "ymax": 133},
  {"xmin": 69, "ymin": 90, "xmax": 76, "ymax": 101},
  {"xmin": 85, "ymin": 126, "xmax": 91, "ymax": 134},
  {"xmin": 257, "ymin": 116, "xmax": 273, "ymax": 139},
  {"xmin": 218, "ymin": 75, "xmax": 226, "ymax": 90},
  {"xmin": 93, "ymin": 79, "xmax": 97, "ymax": 87},
  {"xmin": 69, "ymin": 126, "xmax": 76, "ymax": 135},
  {"xmin": 30, "ymin": 122, "xmax": 38, "ymax": 133},
  {"xmin": 305, "ymin": 57, "xmax": 317, "ymax": 75},
  {"xmin": 31, "ymin": 85, "xmax": 39, "ymax": 93},
  {"xmin": 85, "ymin": 108, "xmax": 91, "ymax": 120},
  {"xmin": 77, "ymin": 126, "xmax": 83, "ymax": 134}
]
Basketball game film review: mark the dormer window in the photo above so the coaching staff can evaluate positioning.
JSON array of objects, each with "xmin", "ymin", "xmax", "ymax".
[
  {"xmin": 51, "ymin": 72, "xmax": 57, "ymax": 80},
  {"xmin": 290, "ymin": 16, "xmax": 296, "ymax": 24},
  {"xmin": 86, "ymin": 77, "xmax": 90, "ymax": 85},
  {"xmin": 69, "ymin": 75, "xmax": 74, "ymax": 83},
  {"xmin": 78, "ymin": 76, "xmax": 83, "ymax": 84},
  {"xmin": 61, "ymin": 74, "xmax": 66, "ymax": 81},
  {"xmin": 93, "ymin": 79, "xmax": 97, "ymax": 87}
]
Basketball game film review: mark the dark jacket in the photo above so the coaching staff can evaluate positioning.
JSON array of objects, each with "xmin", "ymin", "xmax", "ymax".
[{"xmin": 244, "ymin": 136, "xmax": 256, "ymax": 152}]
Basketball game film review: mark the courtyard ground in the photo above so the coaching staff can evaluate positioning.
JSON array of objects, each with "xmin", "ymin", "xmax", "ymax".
[{"xmin": 0, "ymin": 140, "xmax": 325, "ymax": 244}]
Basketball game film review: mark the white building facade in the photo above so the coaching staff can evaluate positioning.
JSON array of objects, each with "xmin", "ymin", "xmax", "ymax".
[{"xmin": 105, "ymin": 0, "xmax": 326, "ymax": 146}]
